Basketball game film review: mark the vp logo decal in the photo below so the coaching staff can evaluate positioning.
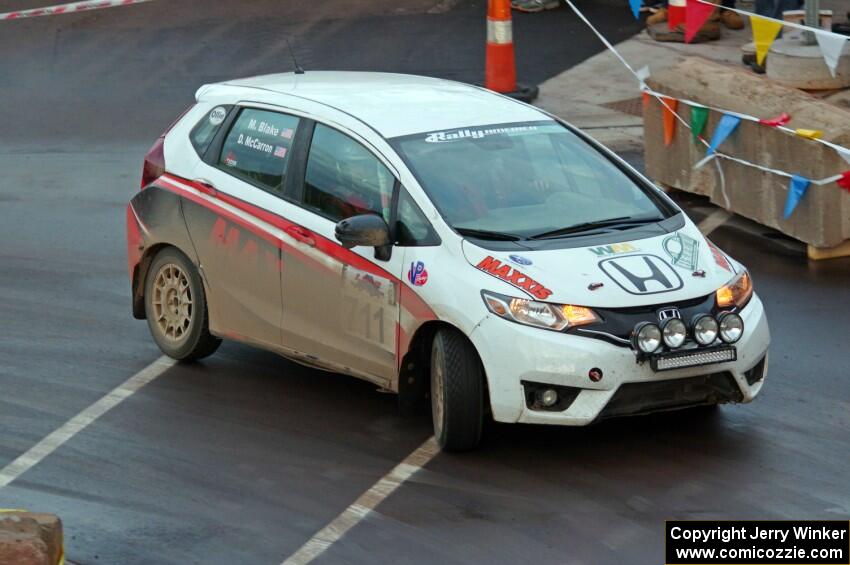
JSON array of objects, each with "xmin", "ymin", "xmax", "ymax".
[{"xmin": 598, "ymin": 254, "xmax": 683, "ymax": 295}]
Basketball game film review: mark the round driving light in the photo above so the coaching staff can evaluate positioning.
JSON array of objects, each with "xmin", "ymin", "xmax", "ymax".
[
  {"xmin": 718, "ymin": 312, "xmax": 744, "ymax": 343},
  {"xmin": 632, "ymin": 322, "xmax": 662, "ymax": 354},
  {"xmin": 692, "ymin": 314, "xmax": 719, "ymax": 346},
  {"xmin": 661, "ymin": 318, "xmax": 688, "ymax": 349},
  {"xmin": 537, "ymin": 388, "xmax": 559, "ymax": 407}
]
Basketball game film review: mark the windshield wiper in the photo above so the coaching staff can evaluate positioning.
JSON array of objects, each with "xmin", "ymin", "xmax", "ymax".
[
  {"xmin": 455, "ymin": 227, "xmax": 523, "ymax": 241},
  {"xmin": 529, "ymin": 216, "xmax": 661, "ymax": 240}
]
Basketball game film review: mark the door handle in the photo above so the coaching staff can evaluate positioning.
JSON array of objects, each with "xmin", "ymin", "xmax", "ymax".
[
  {"xmin": 285, "ymin": 225, "xmax": 316, "ymax": 247},
  {"xmin": 193, "ymin": 179, "xmax": 217, "ymax": 197}
]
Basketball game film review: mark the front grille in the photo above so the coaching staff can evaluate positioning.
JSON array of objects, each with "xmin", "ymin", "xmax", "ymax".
[
  {"xmin": 596, "ymin": 372, "xmax": 742, "ymax": 421},
  {"xmin": 571, "ymin": 293, "xmax": 718, "ymax": 347}
]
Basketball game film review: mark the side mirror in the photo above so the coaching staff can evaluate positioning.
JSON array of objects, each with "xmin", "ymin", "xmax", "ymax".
[{"xmin": 335, "ymin": 214, "xmax": 391, "ymax": 250}]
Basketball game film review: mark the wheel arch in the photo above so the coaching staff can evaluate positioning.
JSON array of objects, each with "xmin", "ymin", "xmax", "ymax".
[
  {"xmin": 132, "ymin": 242, "xmax": 204, "ymax": 319},
  {"xmin": 397, "ymin": 319, "xmax": 490, "ymax": 417}
]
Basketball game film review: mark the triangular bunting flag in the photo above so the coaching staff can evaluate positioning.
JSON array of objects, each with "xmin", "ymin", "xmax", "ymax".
[
  {"xmin": 759, "ymin": 112, "xmax": 791, "ymax": 127},
  {"xmin": 642, "ymin": 92, "xmax": 650, "ymax": 108},
  {"xmin": 795, "ymin": 128, "xmax": 823, "ymax": 140},
  {"xmin": 814, "ymin": 31, "xmax": 847, "ymax": 79},
  {"xmin": 751, "ymin": 16, "xmax": 783, "ymax": 66},
  {"xmin": 685, "ymin": 0, "xmax": 717, "ymax": 43},
  {"xmin": 690, "ymin": 106, "xmax": 709, "ymax": 141},
  {"xmin": 839, "ymin": 147, "xmax": 850, "ymax": 166},
  {"xmin": 838, "ymin": 171, "xmax": 850, "ymax": 193},
  {"xmin": 783, "ymin": 175, "xmax": 811, "ymax": 219},
  {"xmin": 707, "ymin": 114, "xmax": 741, "ymax": 155},
  {"xmin": 629, "ymin": 0, "xmax": 642, "ymax": 19},
  {"xmin": 663, "ymin": 98, "xmax": 679, "ymax": 146},
  {"xmin": 668, "ymin": 0, "xmax": 686, "ymax": 30}
]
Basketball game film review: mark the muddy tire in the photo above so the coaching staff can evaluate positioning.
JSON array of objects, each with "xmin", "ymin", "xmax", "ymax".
[
  {"xmin": 430, "ymin": 329, "xmax": 484, "ymax": 452},
  {"xmin": 144, "ymin": 247, "xmax": 220, "ymax": 361}
]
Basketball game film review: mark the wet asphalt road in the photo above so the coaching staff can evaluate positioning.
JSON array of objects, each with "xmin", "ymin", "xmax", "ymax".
[{"xmin": 0, "ymin": 1, "xmax": 848, "ymax": 564}]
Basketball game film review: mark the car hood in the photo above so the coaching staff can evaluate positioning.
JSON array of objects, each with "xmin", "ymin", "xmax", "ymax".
[{"xmin": 461, "ymin": 224, "xmax": 739, "ymax": 308}]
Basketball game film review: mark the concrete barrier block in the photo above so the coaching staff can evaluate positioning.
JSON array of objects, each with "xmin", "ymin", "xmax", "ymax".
[
  {"xmin": 644, "ymin": 57, "xmax": 850, "ymax": 249},
  {"xmin": 0, "ymin": 513, "xmax": 62, "ymax": 565},
  {"xmin": 0, "ymin": 531, "xmax": 49, "ymax": 565}
]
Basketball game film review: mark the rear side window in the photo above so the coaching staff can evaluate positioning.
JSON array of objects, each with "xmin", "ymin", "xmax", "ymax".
[
  {"xmin": 190, "ymin": 105, "xmax": 230, "ymax": 157},
  {"xmin": 303, "ymin": 124, "xmax": 395, "ymax": 224},
  {"xmin": 218, "ymin": 108, "xmax": 300, "ymax": 192}
]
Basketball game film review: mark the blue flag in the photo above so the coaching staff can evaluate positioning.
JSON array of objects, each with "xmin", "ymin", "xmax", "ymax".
[
  {"xmin": 783, "ymin": 175, "xmax": 811, "ymax": 219},
  {"xmin": 707, "ymin": 114, "xmax": 741, "ymax": 155},
  {"xmin": 629, "ymin": 0, "xmax": 641, "ymax": 18}
]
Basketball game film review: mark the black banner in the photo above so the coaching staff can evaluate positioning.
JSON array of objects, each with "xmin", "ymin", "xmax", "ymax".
[{"xmin": 666, "ymin": 520, "xmax": 850, "ymax": 564}]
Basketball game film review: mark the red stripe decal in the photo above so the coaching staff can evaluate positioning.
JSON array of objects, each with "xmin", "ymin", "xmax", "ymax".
[{"xmin": 154, "ymin": 173, "xmax": 438, "ymax": 359}]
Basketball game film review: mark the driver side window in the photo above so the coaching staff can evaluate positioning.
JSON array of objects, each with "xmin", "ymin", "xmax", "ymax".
[{"xmin": 303, "ymin": 124, "xmax": 394, "ymax": 224}]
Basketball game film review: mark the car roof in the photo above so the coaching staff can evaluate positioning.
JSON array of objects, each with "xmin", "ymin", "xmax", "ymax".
[{"xmin": 197, "ymin": 71, "xmax": 551, "ymax": 139}]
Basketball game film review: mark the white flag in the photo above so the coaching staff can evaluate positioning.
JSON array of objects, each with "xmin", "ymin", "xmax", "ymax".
[
  {"xmin": 838, "ymin": 147, "xmax": 850, "ymax": 166},
  {"xmin": 814, "ymin": 31, "xmax": 847, "ymax": 78}
]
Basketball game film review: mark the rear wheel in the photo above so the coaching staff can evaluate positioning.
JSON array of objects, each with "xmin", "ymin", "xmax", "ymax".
[
  {"xmin": 144, "ymin": 248, "xmax": 220, "ymax": 361},
  {"xmin": 430, "ymin": 329, "xmax": 484, "ymax": 452}
]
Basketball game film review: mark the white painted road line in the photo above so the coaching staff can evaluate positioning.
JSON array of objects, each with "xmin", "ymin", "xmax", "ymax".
[
  {"xmin": 281, "ymin": 437, "xmax": 440, "ymax": 565},
  {"xmin": 697, "ymin": 209, "xmax": 732, "ymax": 237},
  {"xmin": 0, "ymin": 356, "xmax": 174, "ymax": 489}
]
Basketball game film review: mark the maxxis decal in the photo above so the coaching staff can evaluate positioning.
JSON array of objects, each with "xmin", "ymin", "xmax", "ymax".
[{"xmin": 475, "ymin": 256, "xmax": 552, "ymax": 299}]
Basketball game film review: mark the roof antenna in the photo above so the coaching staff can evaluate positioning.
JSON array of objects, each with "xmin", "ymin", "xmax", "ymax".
[{"xmin": 285, "ymin": 37, "xmax": 305, "ymax": 75}]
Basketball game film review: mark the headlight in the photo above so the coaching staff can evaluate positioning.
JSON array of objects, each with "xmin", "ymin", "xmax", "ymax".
[
  {"xmin": 481, "ymin": 291, "xmax": 599, "ymax": 332},
  {"xmin": 718, "ymin": 312, "xmax": 744, "ymax": 343},
  {"xmin": 692, "ymin": 314, "xmax": 719, "ymax": 346},
  {"xmin": 661, "ymin": 318, "xmax": 687, "ymax": 348},
  {"xmin": 632, "ymin": 322, "xmax": 662, "ymax": 354},
  {"xmin": 716, "ymin": 270, "xmax": 753, "ymax": 309}
]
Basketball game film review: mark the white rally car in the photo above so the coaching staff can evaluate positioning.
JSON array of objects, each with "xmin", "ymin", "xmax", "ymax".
[{"xmin": 127, "ymin": 71, "xmax": 770, "ymax": 451}]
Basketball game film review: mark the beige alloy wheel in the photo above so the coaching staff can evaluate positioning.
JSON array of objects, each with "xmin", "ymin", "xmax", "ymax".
[
  {"xmin": 151, "ymin": 263, "xmax": 193, "ymax": 343},
  {"xmin": 143, "ymin": 247, "xmax": 220, "ymax": 361}
]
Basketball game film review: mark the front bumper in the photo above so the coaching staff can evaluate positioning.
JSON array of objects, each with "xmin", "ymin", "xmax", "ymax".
[{"xmin": 468, "ymin": 294, "xmax": 770, "ymax": 425}]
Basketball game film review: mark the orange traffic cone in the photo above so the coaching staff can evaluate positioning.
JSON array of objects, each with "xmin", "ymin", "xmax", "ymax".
[{"xmin": 485, "ymin": 0, "xmax": 538, "ymax": 102}]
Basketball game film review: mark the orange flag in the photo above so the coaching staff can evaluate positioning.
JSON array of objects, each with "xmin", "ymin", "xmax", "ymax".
[{"xmin": 663, "ymin": 98, "xmax": 679, "ymax": 146}]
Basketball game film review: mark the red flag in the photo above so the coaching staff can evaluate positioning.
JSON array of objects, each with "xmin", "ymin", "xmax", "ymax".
[
  {"xmin": 759, "ymin": 112, "xmax": 791, "ymax": 127},
  {"xmin": 685, "ymin": 0, "xmax": 716, "ymax": 43},
  {"xmin": 838, "ymin": 171, "xmax": 850, "ymax": 192},
  {"xmin": 668, "ymin": 0, "xmax": 686, "ymax": 30}
]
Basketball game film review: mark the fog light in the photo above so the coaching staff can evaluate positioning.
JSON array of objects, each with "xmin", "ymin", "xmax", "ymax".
[
  {"xmin": 537, "ymin": 388, "xmax": 559, "ymax": 407},
  {"xmin": 692, "ymin": 314, "xmax": 719, "ymax": 346},
  {"xmin": 632, "ymin": 322, "xmax": 662, "ymax": 354},
  {"xmin": 661, "ymin": 317, "xmax": 687, "ymax": 348},
  {"xmin": 718, "ymin": 312, "xmax": 744, "ymax": 343}
]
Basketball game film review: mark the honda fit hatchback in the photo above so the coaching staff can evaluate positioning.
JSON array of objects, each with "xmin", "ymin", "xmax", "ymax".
[{"xmin": 127, "ymin": 71, "xmax": 770, "ymax": 451}]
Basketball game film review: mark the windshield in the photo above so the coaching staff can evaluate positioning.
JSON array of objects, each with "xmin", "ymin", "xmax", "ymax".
[{"xmin": 392, "ymin": 121, "xmax": 670, "ymax": 239}]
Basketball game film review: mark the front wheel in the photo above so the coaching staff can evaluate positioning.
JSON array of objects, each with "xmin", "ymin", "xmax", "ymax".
[
  {"xmin": 144, "ymin": 247, "xmax": 221, "ymax": 361},
  {"xmin": 430, "ymin": 329, "xmax": 484, "ymax": 452}
]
